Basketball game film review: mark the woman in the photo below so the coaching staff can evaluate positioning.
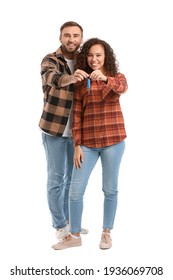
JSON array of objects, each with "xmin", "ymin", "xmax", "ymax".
[{"xmin": 52, "ymin": 38, "xmax": 128, "ymax": 250}]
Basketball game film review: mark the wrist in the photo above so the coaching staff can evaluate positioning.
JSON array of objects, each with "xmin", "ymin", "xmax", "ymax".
[{"xmin": 104, "ymin": 76, "xmax": 108, "ymax": 82}]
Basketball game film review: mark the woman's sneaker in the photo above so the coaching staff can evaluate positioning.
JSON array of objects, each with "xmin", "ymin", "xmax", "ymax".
[
  {"xmin": 52, "ymin": 234, "xmax": 82, "ymax": 250},
  {"xmin": 99, "ymin": 232, "xmax": 112, "ymax": 249}
]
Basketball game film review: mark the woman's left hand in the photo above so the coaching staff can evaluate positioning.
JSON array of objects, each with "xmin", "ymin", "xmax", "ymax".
[
  {"xmin": 90, "ymin": 70, "xmax": 107, "ymax": 82},
  {"xmin": 74, "ymin": 145, "xmax": 84, "ymax": 169}
]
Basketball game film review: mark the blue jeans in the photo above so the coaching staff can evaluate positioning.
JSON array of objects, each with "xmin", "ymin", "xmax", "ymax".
[
  {"xmin": 69, "ymin": 141, "xmax": 125, "ymax": 233},
  {"xmin": 42, "ymin": 133, "xmax": 74, "ymax": 229}
]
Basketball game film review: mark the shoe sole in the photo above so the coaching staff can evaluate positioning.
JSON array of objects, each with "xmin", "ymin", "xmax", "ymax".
[
  {"xmin": 99, "ymin": 243, "xmax": 112, "ymax": 249},
  {"xmin": 52, "ymin": 243, "xmax": 82, "ymax": 250},
  {"xmin": 99, "ymin": 246, "xmax": 112, "ymax": 250}
]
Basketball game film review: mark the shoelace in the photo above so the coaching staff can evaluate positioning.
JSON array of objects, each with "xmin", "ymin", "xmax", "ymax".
[
  {"xmin": 60, "ymin": 234, "xmax": 71, "ymax": 243},
  {"xmin": 102, "ymin": 233, "xmax": 111, "ymax": 243}
]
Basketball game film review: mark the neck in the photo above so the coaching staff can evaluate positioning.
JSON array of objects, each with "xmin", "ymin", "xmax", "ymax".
[
  {"xmin": 61, "ymin": 48, "xmax": 76, "ymax": 60},
  {"xmin": 64, "ymin": 54, "xmax": 74, "ymax": 60},
  {"xmin": 65, "ymin": 51, "xmax": 77, "ymax": 60}
]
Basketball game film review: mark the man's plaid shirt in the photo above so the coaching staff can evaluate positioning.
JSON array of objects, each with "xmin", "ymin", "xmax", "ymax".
[
  {"xmin": 73, "ymin": 73, "xmax": 128, "ymax": 148},
  {"xmin": 39, "ymin": 47, "xmax": 74, "ymax": 136}
]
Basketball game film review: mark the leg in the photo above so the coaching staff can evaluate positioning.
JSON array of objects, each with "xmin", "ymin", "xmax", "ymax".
[
  {"xmin": 63, "ymin": 137, "xmax": 74, "ymax": 222},
  {"xmin": 42, "ymin": 133, "xmax": 69, "ymax": 229},
  {"xmin": 52, "ymin": 146, "xmax": 99, "ymax": 250},
  {"xmin": 69, "ymin": 146, "xmax": 99, "ymax": 234},
  {"xmin": 101, "ymin": 141, "xmax": 125, "ymax": 230}
]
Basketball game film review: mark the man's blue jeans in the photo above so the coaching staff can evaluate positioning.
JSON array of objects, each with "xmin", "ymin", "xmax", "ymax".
[
  {"xmin": 69, "ymin": 141, "xmax": 125, "ymax": 233},
  {"xmin": 42, "ymin": 133, "xmax": 74, "ymax": 229}
]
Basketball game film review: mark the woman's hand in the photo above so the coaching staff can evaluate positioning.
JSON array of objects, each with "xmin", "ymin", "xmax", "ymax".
[
  {"xmin": 74, "ymin": 145, "xmax": 84, "ymax": 169},
  {"xmin": 90, "ymin": 70, "xmax": 107, "ymax": 82}
]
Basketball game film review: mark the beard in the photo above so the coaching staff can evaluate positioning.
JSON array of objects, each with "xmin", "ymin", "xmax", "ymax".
[{"xmin": 61, "ymin": 44, "xmax": 79, "ymax": 54}]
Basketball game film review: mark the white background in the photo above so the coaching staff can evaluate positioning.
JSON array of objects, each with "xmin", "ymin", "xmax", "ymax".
[{"xmin": 0, "ymin": 0, "xmax": 173, "ymax": 279}]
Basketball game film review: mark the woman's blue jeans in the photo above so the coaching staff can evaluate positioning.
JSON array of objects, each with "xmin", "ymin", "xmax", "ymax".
[
  {"xmin": 69, "ymin": 141, "xmax": 125, "ymax": 233},
  {"xmin": 42, "ymin": 133, "xmax": 74, "ymax": 229}
]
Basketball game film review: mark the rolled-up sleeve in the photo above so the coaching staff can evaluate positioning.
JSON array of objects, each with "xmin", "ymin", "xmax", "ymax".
[{"xmin": 102, "ymin": 73, "xmax": 128, "ymax": 101}]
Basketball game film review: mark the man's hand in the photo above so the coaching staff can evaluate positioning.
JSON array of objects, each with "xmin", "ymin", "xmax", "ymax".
[{"xmin": 73, "ymin": 69, "xmax": 89, "ymax": 83}]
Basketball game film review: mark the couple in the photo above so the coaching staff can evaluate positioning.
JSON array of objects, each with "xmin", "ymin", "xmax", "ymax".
[{"xmin": 39, "ymin": 21, "xmax": 128, "ymax": 250}]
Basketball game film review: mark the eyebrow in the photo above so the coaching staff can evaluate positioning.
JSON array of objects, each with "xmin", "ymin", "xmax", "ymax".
[
  {"xmin": 88, "ymin": 52, "xmax": 102, "ymax": 55},
  {"xmin": 63, "ymin": 33, "xmax": 81, "ymax": 36}
]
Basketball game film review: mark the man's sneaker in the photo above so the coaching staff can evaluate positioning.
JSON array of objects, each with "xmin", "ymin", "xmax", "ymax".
[
  {"xmin": 52, "ymin": 234, "xmax": 82, "ymax": 250},
  {"xmin": 55, "ymin": 225, "xmax": 69, "ymax": 241},
  {"xmin": 66, "ymin": 224, "xmax": 89, "ymax": 235},
  {"xmin": 81, "ymin": 228, "xmax": 89, "ymax": 234},
  {"xmin": 99, "ymin": 232, "xmax": 112, "ymax": 249}
]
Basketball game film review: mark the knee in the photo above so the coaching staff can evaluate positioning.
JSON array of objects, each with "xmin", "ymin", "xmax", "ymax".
[
  {"xmin": 69, "ymin": 188, "xmax": 83, "ymax": 201},
  {"xmin": 103, "ymin": 188, "xmax": 118, "ymax": 199},
  {"xmin": 47, "ymin": 172, "xmax": 64, "ymax": 191},
  {"xmin": 69, "ymin": 176, "xmax": 87, "ymax": 201}
]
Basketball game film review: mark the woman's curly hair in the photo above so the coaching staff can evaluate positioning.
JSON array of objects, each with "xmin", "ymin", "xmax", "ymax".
[{"xmin": 75, "ymin": 38, "xmax": 119, "ymax": 76}]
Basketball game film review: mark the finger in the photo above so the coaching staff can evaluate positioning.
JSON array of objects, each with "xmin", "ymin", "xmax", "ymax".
[
  {"xmin": 80, "ymin": 153, "xmax": 84, "ymax": 163},
  {"xmin": 74, "ymin": 158, "xmax": 81, "ymax": 169}
]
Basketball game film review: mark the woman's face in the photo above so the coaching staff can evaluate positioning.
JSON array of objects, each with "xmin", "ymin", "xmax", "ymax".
[{"xmin": 87, "ymin": 44, "xmax": 105, "ymax": 72}]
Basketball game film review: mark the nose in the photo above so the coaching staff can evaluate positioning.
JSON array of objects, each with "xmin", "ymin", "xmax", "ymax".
[
  {"xmin": 91, "ymin": 56, "xmax": 97, "ymax": 62},
  {"xmin": 68, "ymin": 36, "xmax": 75, "ymax": 42}
]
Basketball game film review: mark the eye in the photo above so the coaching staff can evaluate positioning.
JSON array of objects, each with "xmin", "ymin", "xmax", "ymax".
[{"xmin": 74, "ymin": 34, "xmax": 80, "ymax": 38}]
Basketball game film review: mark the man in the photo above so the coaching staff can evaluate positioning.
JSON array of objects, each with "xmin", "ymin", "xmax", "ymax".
[{"xmin": 39, "ymin": 21, "xmax": 89, "ymax": 245}]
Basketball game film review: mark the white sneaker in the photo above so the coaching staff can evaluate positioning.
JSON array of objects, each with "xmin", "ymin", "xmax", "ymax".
[
  {"xmin": 66, "ymin": 224, "xmax": 89, "ymax": 235},
  {"xmin": 55, "ymin": 225, "xmax": 69, "ymax": 241},
  {"xmin": 81, "ymin": 228, "xmax": 89, "ymax": 234}
]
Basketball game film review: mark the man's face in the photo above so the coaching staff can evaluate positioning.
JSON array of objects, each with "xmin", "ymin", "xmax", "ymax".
[{"xmin": 59, "ymin": 26, "xmax": 83, "ymax": 55}]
